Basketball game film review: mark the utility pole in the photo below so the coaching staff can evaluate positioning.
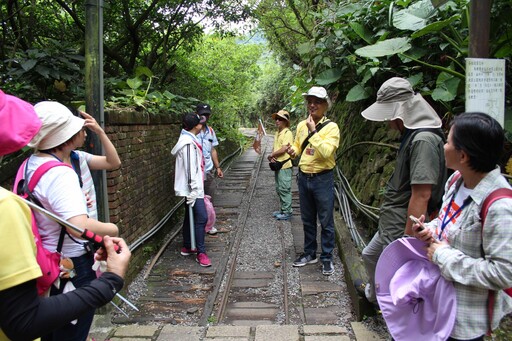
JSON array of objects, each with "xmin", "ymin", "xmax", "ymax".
[
  {"xmin": 84, "ymin": 0, "xmax": 109, "ymax": 222},
  {"xmin": 469, "ymin": 0, "xmax": 491, "ymax": 57}
]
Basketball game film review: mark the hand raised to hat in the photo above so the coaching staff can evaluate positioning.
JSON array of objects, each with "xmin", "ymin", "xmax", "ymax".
[{"xmin": 80, "ymin": 111, "xmax": 104, "ymax": 135}]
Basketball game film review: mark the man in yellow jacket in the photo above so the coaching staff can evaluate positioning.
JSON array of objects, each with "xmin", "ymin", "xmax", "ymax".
[{"xmin": 287, "ymin": 86, "xmax": 340, "ymax": 275}]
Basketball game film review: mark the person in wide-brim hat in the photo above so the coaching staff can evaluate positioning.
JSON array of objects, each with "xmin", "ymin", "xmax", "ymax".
[
  {"xmin": 354, "ymin": 77, "xmax": 447, "ymax": 306},
  {"xmin": 375, "ymin": 237, "xmax": 457, "ymax": 341},
  {"xmin": 268, "ymin": 109, "xmax": 293, "ymax": 220}
]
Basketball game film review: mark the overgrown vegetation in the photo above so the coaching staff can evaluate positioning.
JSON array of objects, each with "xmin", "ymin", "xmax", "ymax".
[
  {"xmin": 0, "ymin": 0, "xmax": 263, "ymax": 142},
  {"xmin": 254, "ymin": 0, "xmax": 511, "ymax": 130}
]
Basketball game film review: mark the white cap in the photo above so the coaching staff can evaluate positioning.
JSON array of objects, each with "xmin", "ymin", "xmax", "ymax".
[{"xmin": 302, "ymin": 86, "xmax": 332, "ymax": 109}]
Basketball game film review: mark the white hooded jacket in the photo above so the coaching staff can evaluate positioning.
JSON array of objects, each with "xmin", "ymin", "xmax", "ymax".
[{"xmin": 171, "ymin": 130, "xmax": 204, "ymax": 200}]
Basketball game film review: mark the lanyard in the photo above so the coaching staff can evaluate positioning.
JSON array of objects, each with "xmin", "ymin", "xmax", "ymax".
[{"xmin": 438, "ymin": 193, "xmax": 471, "ymax": 240}]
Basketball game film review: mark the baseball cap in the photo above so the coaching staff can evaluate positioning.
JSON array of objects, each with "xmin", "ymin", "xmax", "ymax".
[
  {"xmin": 302, "ymin": 86, "xmax": 332, "ymax": 109},
  {"xmin": 196, "ymin": 103, "xmax": 211, "ymax": 116},
  {"xmin": 183, "ymin": 113, "xmax": 207, "ymax": 131}
]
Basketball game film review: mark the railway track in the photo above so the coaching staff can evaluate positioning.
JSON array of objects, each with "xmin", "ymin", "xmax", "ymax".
[{"xmin": 113, "ymin": 136, "xmax": 355, "ymax": 332}]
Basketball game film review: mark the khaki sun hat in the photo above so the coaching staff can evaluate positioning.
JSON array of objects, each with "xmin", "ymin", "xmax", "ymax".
[
  {"xmin": 271, "ymin": 110, "xmax": 290, "ymax": 121},
  {"xmin": 361, "ymin": 77, "xmax": 441, "ymax": 129},
  {"xmin": 29, "ymin": 101, "xmax": 85, "ymax": 150}
]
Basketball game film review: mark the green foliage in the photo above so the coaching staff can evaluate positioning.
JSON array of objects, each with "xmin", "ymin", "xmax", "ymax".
[
  {"xmin": 171, "ymin": 33, "xmax": 265, "ymax": 140},
  {"xmin": 0, "ymin": 0, "xmax": 252, "ymax": 106},
  {"xmin": 264, "ymin": 0, "xmax": 512, "ymax": 120},
  {"xmin": 2, "ymin": 42, "xmax": 84, "ymax": 102},
  {"xmin": 106, "ymin": 66, "xmax": 197, "ymax": 116}
]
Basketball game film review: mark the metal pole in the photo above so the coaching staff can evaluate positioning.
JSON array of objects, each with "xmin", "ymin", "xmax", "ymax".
[
  {"xmin": 85, "ymin": 0, "xmax": 109, "ymax": 222},
  {"xmin": 189, "ymin": 204, "xmax": 196, "ymax": 250},
  {"xmin": 469, "ymin": 0, "xmax": 492, "ymax": 58}
]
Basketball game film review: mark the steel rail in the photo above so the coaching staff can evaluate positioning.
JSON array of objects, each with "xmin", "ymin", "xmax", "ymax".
[{"xmin": 214, "ymin": 139, "xmax": 267, "ymax": 324}]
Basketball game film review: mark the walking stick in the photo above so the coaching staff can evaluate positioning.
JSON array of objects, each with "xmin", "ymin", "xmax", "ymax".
[
  {"xmin": 189, "ymin": 202, "xmax": 196, "ymax": 250},
  {"xmin": 16, "ymin": 194, "xmax": 138, "ymax": 311}
]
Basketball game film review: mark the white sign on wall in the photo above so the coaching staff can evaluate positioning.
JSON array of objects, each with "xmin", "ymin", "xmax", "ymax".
[{"xmin": 465, "ymin": 58, "xmax": 506, "ymax": 127}]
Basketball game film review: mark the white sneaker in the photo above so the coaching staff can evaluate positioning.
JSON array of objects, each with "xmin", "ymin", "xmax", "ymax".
[{"xmin": 207, "ymin": 226, "xmax": 218, "ymax": 235}]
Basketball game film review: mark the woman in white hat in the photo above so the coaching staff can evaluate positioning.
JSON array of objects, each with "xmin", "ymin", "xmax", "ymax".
[{"xmin": 25, "ymin": 101, "xmax": 119, "ymax": 341}]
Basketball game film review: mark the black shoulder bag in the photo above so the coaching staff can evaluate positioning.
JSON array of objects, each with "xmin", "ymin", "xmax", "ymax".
[{"xmin": 291, "ymin": 120, "xmax": 332, "ymax": 167}]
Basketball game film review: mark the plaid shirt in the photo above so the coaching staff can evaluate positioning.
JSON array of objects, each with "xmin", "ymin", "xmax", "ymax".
[{"xmin": 429, "ymin": 168, "xmax": 512, "ymax": 339}]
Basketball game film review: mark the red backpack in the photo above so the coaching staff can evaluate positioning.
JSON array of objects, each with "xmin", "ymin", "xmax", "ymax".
[
  {"xmin": 448, "ymin": 171, "xmax": 512, "ymax": 334},
  {"xmin": 13, "ymin": 158, "xmax": 72, "ymax": 295}
]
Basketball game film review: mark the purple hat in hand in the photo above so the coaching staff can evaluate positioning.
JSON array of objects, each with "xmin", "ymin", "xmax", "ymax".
[{"xmin": 375, "ymin": 237, "xmax": 456, "ymax": 341}]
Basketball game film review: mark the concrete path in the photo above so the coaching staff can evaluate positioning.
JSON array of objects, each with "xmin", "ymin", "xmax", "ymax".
[{"xmin": 90, "ymin": 319, "xmax": 384, "ymax": 340}]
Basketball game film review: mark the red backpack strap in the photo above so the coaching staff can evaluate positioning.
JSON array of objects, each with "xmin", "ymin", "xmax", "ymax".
[
  {"xmin": 480, "ymin": 187, "xmax": 512, "ymax": 336},
  {"xmin": 13, "ymin": 159, "xmax": 29, "ymax": 195},
  {"xmin": 480, "ymin": 188, "xmax": 512, "ymax": 221},
  {"xmin": 447, "ymin": 171, "xmax": 461, "ymax": 189}
]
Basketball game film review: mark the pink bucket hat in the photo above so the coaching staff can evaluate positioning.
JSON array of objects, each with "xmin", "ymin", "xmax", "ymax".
[
  {"xmin": 375, "ymin": 237, "xmax": 456, "ymax": 341},
  {"xmin": 0, "ymin": 90, "xmax": 42, "ymax": 156}
]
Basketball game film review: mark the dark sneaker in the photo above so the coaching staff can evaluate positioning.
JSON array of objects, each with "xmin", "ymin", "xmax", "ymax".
[
  {"xmin": 180, "ymin": 247, "xmax": 197, "ymax": 256},
  {"xmin": 353, "ymin": 279, "xmax": 367, "ymax": 297},
  {"xmin": 322, "ymin": 260, "xmax": 334, "ymax": 275},
  {"xmin": 272, "ymin": 210, "xmax": 282, "ymax": 217},
  {"xmin": 292, "ymin": 253, "xmax": 318, "ymax": 267},
  {"xmin": 275, "ymin": 213, "xmax": 292, "ymax": 221},
  {"xmin": 196, "ymin": 253, "xmax": 211, "ymax": 267}
]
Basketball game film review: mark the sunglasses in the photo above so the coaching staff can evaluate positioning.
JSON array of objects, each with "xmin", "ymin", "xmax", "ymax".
[{"xmin": 276, "ymin": 117, "xmax": 287, "ymax": 121}]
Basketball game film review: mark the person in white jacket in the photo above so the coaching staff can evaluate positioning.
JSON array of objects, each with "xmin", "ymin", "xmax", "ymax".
[{"xmin": 171, "ymin": 113, "xmax": 211, "ymax": 267}]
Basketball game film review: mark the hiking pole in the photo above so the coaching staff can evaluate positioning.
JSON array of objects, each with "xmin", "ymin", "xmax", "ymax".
[
  {"xmin": 19, "ymin": 196, "xmax": 139, "ymax": 311},
  {"xmin": 20, "ymin": 196, "xmax": 119, "ymax": 252},
  {"xmin": 110, "ymin": 301, "xmax": 129, "ymax": 318},
  {"xmin": 117, "ymin": 292, "xmax": 139, "ymax": 311},
  {"xmin": 189, "ymin": 203, "xmax": 196, "ymax": 250}
]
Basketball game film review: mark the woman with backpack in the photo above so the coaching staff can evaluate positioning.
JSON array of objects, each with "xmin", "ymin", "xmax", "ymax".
[
  {"xmin": 412, "ymin": 112, "xmax": 512, "ymax": 340},
  {"xmin": 0, "ymin": 89, "xmax": 131, "ymax": 341},
  {"xmin": 23, "ymin": 101, "xmax": 120, "ymax": 341}
]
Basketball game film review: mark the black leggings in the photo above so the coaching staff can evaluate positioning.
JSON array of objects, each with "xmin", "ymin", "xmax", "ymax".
[{"xmin": 447, "ymin": 337, "xmax": 484, "ymax": 341}]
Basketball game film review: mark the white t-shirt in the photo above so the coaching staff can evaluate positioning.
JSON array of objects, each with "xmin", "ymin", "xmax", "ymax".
[
  {"xmin": 436, "ymin": 183, "xmax": 473, "ymax": 241},
  {"xmin": 26, "ymin": 155, "xmax": 88, "ymax": 257}
]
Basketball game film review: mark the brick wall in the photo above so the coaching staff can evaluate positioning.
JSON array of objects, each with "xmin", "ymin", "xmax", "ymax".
[{"xmin": 105, "ymin": 110, "xmax": 182, "ymax": 245}]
